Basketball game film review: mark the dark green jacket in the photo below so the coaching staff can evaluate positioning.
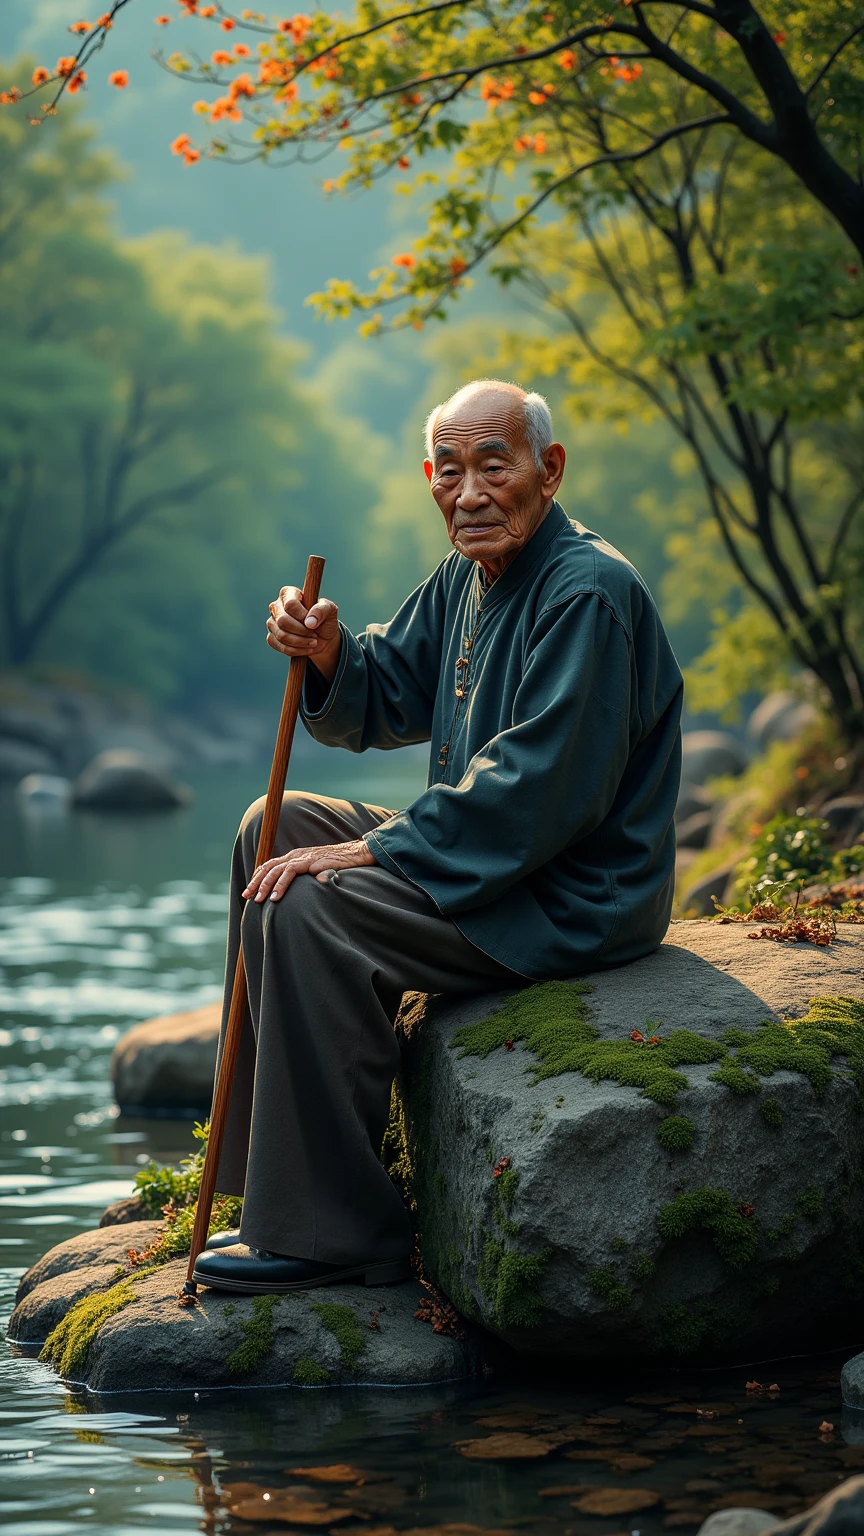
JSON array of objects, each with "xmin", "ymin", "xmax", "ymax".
[{"xmin": 302, "ymin": 502, "xmax": 682, "ymax": 979}]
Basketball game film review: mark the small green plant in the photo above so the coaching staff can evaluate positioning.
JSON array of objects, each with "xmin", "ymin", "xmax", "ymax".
[
  {"xmin": 133, "ymin": 1120, "xmax": 212, "ymax": 1216},
  {"xmin": 658, "ymin": 1186, "xmax": 759, "ymax": 1270},
  {"xmin": 227, "ymin": 1295, "xmax": 277, "ymax": 1375},
  {"xmin": 292, "ymin": 1357, "xmax": 330, "ymax": 1386},
  {"xmin": 587, "ymin": 1264, "xmax": 631, "ymax": 1311},
  {"xmin": 610, "ymin": 1236, "xmax": 628, "ymax": 1254},
  {"xmin": 760, "ymin": 1096, "xmax": 784, "ymax": 1128},
  {"xmin": 657, "ymin": 1115, "xmax": 695, "ymax": 1152},
  {"xmin": 311, "ymin": 1302, "xmax": 366, "ymax": 1370},
  {"xmin": 767, "ymin": 1213, "xmax": 797, "ymax": 1243},
  {"xmin": 478, "ymin": 1235, "xmax": 551, "ymax": 1327}
]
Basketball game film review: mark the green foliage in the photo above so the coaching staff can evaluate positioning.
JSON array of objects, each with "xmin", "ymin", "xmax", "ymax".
[
  {"xmin": 227, "ymin": 1295, "xmax": 277, "ymax": 1375},
  {"xmin": 310, "ymin": 1302, "xmax": 366, "ymax": 1371},
  {"xmin": 292, "ymin": 1358, "xmax": 331, "ymax": 1387},
  {"xmin": 759, "ymin": 1097, "xmax": 784, "ymax": 1129},
  {"xmin": 657, "ymin": 1116, "xmax": 695, "ymax": 1152},
  {"xmin": 451, "ymin": 981, "xmax": 725, "ymax": 1106},
  {"xmin": 134, "ymin": 1121, "xmax": 210, "ymax": 1216},
  {"xmin": 40, "ymin": 1280, "xmax": 137, "ymax": 1379},
  {"xmin": 587, "ymin": 1265, "xmax": 631, "ymax": 1311},
  {"xmin": 478, "ymin": 1236, "xmax": 551, "ymax": 1329},
  {"xmin": 658, "ymin": 1187, "xmax": 760, "ymax": 1271},
  {"xmin": 732, "ymin": 815, "xmax": 834, "ymax": 903},
  {"xmin": 718, "ymin": 996, "xmax": 864, "ymax": 1098}
]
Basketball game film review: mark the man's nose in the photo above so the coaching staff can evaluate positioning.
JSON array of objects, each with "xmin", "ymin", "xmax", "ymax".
[{"xmin": 456, "ymin": 469, "xmax": 490, "ymax": 510}]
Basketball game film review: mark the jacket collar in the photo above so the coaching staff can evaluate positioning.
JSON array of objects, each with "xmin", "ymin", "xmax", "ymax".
[{"xmin": 475, "ymin": 500, "xmax": 568, "ymax": 610}]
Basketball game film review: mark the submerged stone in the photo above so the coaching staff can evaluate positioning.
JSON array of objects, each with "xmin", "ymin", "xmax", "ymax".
[{"xmin": 395, "ymin": 920, "xmax": 864, "ymax": 1362}]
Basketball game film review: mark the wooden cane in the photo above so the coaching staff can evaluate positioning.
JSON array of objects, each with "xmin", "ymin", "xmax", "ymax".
[{"xmin": 182, "ymin": 554, "xmax": 326, "ymax": 1298}]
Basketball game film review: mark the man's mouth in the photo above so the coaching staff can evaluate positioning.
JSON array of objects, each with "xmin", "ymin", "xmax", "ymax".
[{"xmin": 456, "ymin": 523, "xmax": 500, "ymax": 536}]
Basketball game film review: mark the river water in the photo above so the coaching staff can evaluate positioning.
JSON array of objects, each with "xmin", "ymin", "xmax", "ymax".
[{"xmin": 1, "ymin": 746, "xmax": 861, "ymax": 1536}]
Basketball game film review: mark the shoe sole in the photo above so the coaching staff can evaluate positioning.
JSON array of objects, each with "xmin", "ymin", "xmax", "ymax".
[{"xmin": 191, "ymin": 1257, "xmax": 412, "ymax": 1294}]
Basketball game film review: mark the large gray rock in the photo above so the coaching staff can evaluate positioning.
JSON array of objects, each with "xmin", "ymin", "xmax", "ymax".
[
  {"xmin": 396, "ymin": 921, "xmax": 864, "ymax": 1363},
  {"xmin": 112, "ymin": 1004, "xmax": 220, "ymax": 1115},
  {"xmin": 682, "ymin": 730, "xmax": 750, "ymax": 785},
  {"xmin": 72, "ymin": 749, "xmax": 191, "ymax": 810},
  {"xmin": 9, "ymin": 1230, "xmax": 478, "ymax": 1391},
  {"xmin": 747, "ymin": 691, "xmax": 818, "ymax": 751}
]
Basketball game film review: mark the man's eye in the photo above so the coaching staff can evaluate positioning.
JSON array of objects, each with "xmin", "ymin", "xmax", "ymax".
[{"xmin": 485, "ymin": 463, "xmax": 505, "ymax": 473}]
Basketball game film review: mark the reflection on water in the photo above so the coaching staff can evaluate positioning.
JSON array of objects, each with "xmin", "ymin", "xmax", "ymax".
[{"xmin": 0, "ymin": 749, "xmax": 861, "ymax": 1535}]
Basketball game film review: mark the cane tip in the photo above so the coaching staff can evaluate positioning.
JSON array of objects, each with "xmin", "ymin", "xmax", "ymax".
[{"xmin": 178, "ymin": 1281, "xmax": 199, "ymax": 1308}]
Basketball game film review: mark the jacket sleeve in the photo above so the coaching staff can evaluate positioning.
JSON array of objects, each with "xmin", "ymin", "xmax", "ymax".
[
  {"xmin": 365, "ymin": 593, "xmax": 633, "ymax": 911},
  {"xmin": 300, "ymin": 562, "xmax": 450, "ymax": 752}
]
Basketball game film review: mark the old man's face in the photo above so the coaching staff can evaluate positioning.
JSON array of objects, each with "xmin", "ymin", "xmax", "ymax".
[{"xmin": 424, "ymin": 389, "xmax": 565, "ymax": 580}]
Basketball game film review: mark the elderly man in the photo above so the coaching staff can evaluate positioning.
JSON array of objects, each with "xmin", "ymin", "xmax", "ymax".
[{"xmin": 192, "ymin": 378, "xmax": 682, "ymax": 1294}]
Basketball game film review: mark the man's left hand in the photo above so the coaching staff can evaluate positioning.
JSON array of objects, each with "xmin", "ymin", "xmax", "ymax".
[{"xmin": 243, "ymin": 840, "xmax": 376, "ymax": 902}]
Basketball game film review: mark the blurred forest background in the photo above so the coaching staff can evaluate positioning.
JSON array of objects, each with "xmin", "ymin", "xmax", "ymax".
[{"xmin": 2, "ymin": 4, "xmax": 728, "ymax": 721}]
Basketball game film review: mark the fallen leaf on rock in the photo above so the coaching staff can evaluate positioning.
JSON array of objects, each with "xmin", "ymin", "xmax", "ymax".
[
  {"xmin": 228, "ymin": 1497, "xmax": 356, "ymax": 1524},
  {"xmin": 453, "ymin": 1434, "xmax": 558, "ymax": 1460},
  {"xmin": 572, "ymin": 1488, "xmax": 660, "ymax": 1516},
  {"xmin": 608, "ymin": 1454, "xmax": 656, "ymax": 1473},
  {"xmin": 820, "ymin": 1421, "xmax": 835, "ymax": 1433},
  {"xmin": 288, "ymin": 1466, "xmax": 369, "ymax": 1484}
]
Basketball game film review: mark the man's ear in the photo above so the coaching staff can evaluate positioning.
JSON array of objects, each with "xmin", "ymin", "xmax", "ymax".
[
  {"xmin": 540, "ymin": 443, "xmax": 566, "ymax": 500},
  {"xmin": 423, "ymin": 459, "xmax": 433, "ymax": 483}
]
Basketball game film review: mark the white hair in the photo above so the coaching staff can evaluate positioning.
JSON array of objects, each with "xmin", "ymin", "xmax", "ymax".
[{"xmin": 424, "ymin": 379, "xmax": 554, "ymax": 470}]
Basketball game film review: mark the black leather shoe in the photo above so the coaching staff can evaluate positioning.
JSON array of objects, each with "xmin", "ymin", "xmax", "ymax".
[
  {"xmin": 191, "ymin": 1243, "xmax": 412, "ymax": 1294},
  {"xmin": 204, "ymin": 1228, "xmax": 241, "ymax": 1251}
]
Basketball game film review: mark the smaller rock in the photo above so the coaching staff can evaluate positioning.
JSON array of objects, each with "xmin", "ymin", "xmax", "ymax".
[
  {"xmin": 17, "ymin": 773, "xmax": 72, "ymax": 806},
  {"xmin": 841, "ymin": 1351, "xmax": 864, "ymax": 1409},
  {"xmin": 679, "ymin": 862, "xmax": 735, "ymax": 916},
  {"xmin": 697, "ymin": 1513, "xmax": 780, "ymax": 1535},
  {"xmin": 13, "ymin": 1222, "xmax": 161, "ymax": 1307},
  {"xmin": 72, "ymin": 750, "xmax": 191, "ymax": 810},
  {"xmin": 747, "ymin": 691, "xmax": 817, "ymax": 751},
  {"xmin": 112, "ymin": 1004, "xmax": 220, "ymax": 1116},
  {"xmin": 682, "ymin": 730, "xmax": 750, "ymax": 785},
  {"xmin": 99, "ymin": 1195, "xmax": 147, "ymax": 1227},
  {"xmin": 820, "ymin": 796, "xmax": 864, "ymax": 847},
  {"xmin": 676, "ymin": 781, "xmax": 714, "ymax": 824},
  {"xmin": 676, "ymin": 810, "xmax": 713, "ymax": 849}
]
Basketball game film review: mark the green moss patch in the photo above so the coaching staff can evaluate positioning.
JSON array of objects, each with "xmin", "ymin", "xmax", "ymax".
[
  {"xmin": 658, "ymin": 1186, "xmax": 760, "ymax": 1270},
  {"xmin": 717, "ymin": 996, "xmax": 864, "ymax": 1097},
  {"xmin": 41, "ymin": 1279, "xmax": 137, "ymax": 1379},
  {"xmin": 311, "ymin": 1302, "xmax": 366, "ymax": 1370},
  {"xmin": 657, "ymin": 1115, "xmax": 695, "ymax": 1152},
  {"xmin": 292, "ymin": 1357, "xmax": 331, "ymax": 1386},
  {"xmin": 227, "ymin": 1294, "xmax": 277, "ymax": 1375},
  {"xmin": 587, "ymin": 1264, "xmax": 631, "ymax": 1311},
  {"xmin": 478, "ymin": 1235, "xmax": 550, "ymax": 1327},
  {"xmin": 450, "ymin": 981, "xmax": 725, "ymax": 1106},
  {"xmin": 759, "ymin": 1096, "xmax": 784, "ymax": 1128}
]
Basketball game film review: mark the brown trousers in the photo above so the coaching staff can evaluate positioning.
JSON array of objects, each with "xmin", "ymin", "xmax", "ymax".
[{"xmin": 214, "ymin": 791, "xmax": 519, "ymax": 1263}]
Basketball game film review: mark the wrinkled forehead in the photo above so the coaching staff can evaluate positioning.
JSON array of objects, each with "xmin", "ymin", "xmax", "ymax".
[{"xmin": 431, "ymin": 391, "xmax": 528, "ymax": 460}]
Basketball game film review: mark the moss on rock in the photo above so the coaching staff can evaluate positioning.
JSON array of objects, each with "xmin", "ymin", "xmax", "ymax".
[
  {"xmin": 587, "ymin": 1264, "xmax": 631, "ymax": 1311},
  {"xmin": 227, "ymin": 1294, "xmax": 277, "ymax": 1375},
  {"xmin": 41, "ymin": 1279, "xmax": 137, "ymax": 1378},
  {"xmin": 658, "ymin": 1186, "xmax": 760, "ymax": 1270},
  {"xmin": 292, "ymin": 1357, "xmax": 330, "ymax": 1386},
  {"xmin": 311, "ymin": 1301, "xmax": 366, "ymax": 1370},
  {"xmin": 760, "ymin": 1096, "xmax": 784, "ymax": 1128},
  {"xmin": 657, "ymin": 1115, "xmax": 695, "ymax": 1152}
]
